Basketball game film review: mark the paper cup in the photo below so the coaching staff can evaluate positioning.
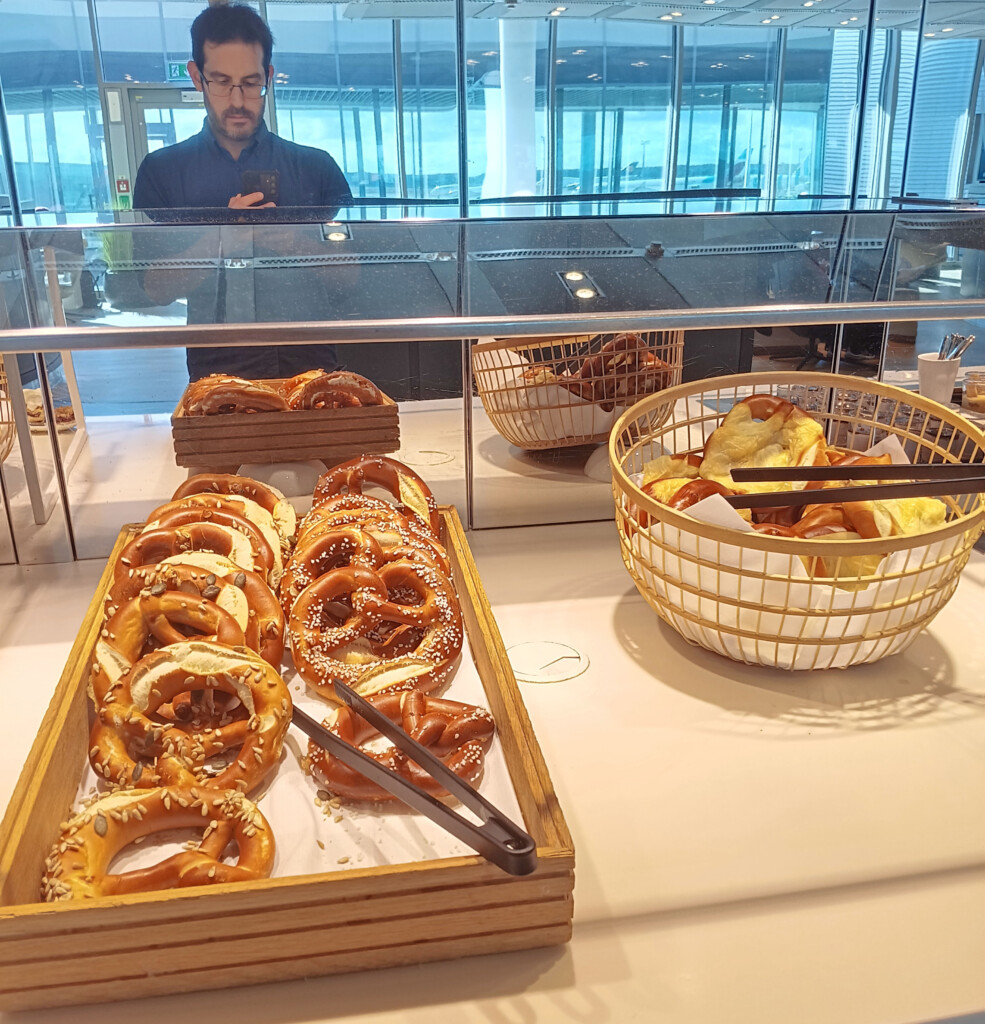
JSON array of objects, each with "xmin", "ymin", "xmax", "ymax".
[{"xmin": 917, "ymin": 352, "xmax": 960, "ymax": 405}]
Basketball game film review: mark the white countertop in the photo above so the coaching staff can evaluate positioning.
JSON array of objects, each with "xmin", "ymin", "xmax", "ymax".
[{"xmin": 1, "ymin": 519, "xmax": 984, "ymax": 1023}]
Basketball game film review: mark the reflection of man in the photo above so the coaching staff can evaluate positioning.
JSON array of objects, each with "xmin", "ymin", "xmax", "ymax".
[{"xmin": 133, "ymin": 3, "xmax": 352, "ymax": 380}]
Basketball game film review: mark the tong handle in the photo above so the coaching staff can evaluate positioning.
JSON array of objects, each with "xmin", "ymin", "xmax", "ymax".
[
  {"xmin": 292, "ymin": 699, "xmax": 538, "ymax": 877},
  {"xmin": 725, "ymin": 476, "xmax": 985, "ymax": 509},
  {"xmin": 731, "ymin": 464, "xmax": 985, "ymax": 482}
]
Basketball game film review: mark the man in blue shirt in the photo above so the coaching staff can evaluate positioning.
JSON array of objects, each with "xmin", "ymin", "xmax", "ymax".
[{"xmin": 133, "ymin": 3, "xmax": 352, "ymax": 380}]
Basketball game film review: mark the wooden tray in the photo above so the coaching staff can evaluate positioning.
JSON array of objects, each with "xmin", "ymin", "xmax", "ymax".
[
  {"xmin": 0, "ymin": 508, "xmax": 574, "ymax": 1011},
  {"xmin": 171, "ymin": 378, "xmax": 400, "ymax": 470}
]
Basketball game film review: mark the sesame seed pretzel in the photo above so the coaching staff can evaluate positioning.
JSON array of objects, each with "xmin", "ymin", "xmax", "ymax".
[
  {"xmin": 142, "ymin": 507, "xmax": 279, "ymax": 584},
  {"xmin": 108, "ymin": 560, "xmax": 285, "ymax": 668},
  {"xmin": 288, "ymin": 560, "xmax": 463, "ymax": 700},
  {"xmin": 92, "ymin": 640, "xmax": 292, "ymax": 793},
  {"xmin": 171, "ymin": 474, "xmax": 297, "ymax": 545},
  {"xmin": 41, "ymin": 786, "xmax": 274, "ymax": 901},
  {"xmin": 115, "ymin": 522, "xmax": 263, "ymax": 583},
  {"xmin": 308, "ymin": 686, "xmax": 495, "ymax": 803},
  {"xmin": 90, "ymin": 590, "xmax": 247, "ymax": 704},
  {"xmin": 312, "ymin": 456, "xmax": 441, "ymax": 536}
]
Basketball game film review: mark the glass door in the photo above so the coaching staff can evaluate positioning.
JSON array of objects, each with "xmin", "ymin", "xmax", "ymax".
[{"xmin": 128, "ymin": 86, "xmax": 208, "ymax": 177}]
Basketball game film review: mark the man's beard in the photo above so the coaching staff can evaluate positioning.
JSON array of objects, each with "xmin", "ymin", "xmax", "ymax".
[{"xmin": 208, "ymin": 102, "xmax": 264, "ymax": 143}]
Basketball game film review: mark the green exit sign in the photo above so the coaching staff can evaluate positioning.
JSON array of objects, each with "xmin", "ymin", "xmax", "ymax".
[{"xmin": 167, "ymin": 61, "xmax": 191, "ymax": 82}]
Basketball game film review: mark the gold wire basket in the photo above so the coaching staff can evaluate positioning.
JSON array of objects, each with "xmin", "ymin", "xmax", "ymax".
[
  {"xmin": 0, "ymin": 356, "xmax": 14, "ymax": 465},
  {"xmin": 609, "ymin": 371, "xmax": 985, "ymax": 671},
  {"xmin": 473, "ymin": 330, "xmax": 685, "ymax": 450}
]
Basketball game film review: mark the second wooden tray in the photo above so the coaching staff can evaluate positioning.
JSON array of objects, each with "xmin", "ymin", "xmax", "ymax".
[{"xmin": 171, "ymin": 378, "xmax": 400, "ymax": 469}]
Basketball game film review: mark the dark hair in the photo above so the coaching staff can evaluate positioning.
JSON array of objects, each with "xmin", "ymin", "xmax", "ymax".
[{"xmin": 191, "ymin": 4, "xmax": 274, "ymax": 74}]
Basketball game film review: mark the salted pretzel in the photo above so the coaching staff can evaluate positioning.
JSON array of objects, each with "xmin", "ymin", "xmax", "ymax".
[
  {"xmin": 115, "ymin": 523, "xmax": 262, "ymax": 583},
  {"xmin": 284, "ymin": 369, "xmax": 384, "ymax": 410},
  {"xmin": 289, "ymin": 560, "xmax": 463, "ymax": 699},
  {"xmin": 109, "ymin": 559, "xmax": 285, "ymax": 667},
  {"xmin": 308, "ymin": 684, "xmax": 495, "ymax": 803},
  {"xmin": 41, "ymin": 787, "xmax": 273, "ymax": 901},
  {"xmin": 172, "ymin": 474, "xmax": 297, "ymax": 545},
  {"xmin": 92, "ymin": 640, "xmax": 291, "ymax": 793},
  {"xmin": 281, "ymin": 525, "xmax": 446, "ymax": 618},
  {"xmin": 141, "ymin": 507, "xmax": 280, "ymax": 586},
  {"xmin": 182, "ymin": 375, "xmax": 289, "ymax": 416},
  {"xmin": 312, "ymin": 456, "xmax": 441, "ymax": 536},
  {"xmin": 90, "ymin": 589, "xmax": 246, "ymax": 704}
]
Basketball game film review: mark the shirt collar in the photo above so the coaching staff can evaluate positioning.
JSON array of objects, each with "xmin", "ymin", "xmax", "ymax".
[{"xmin": 199, "ymin": 118, "xmax": 270, "ymax": 160}]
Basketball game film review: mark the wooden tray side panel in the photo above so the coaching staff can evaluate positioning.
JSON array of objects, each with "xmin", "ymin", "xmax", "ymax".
[
  {"xmin": 0, "ymin": 530, "xmax": 131, "ymax": 908},
  {"xmin": 0, "ymin": 923, "xmax": 573, "ymax": 1012},
  {"xmin": 443, "ymin": 509, "xmax": 574, "ymax": 856}
]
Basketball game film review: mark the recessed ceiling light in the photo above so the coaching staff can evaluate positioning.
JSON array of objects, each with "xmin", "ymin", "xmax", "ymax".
[
  {"xmin": 848, "ymin": 16, "xmax": 857, "ymax": 21},
  {"xmin": 671, "ymin": 10, "xmax": 682, "ymax": 15},
  {"xmin": 572, "ymin": 49, "xmax": 586, "ymax": 54},
  {"xmin": 482, "ymin": 50, "xmax": 497, "ymax": 56},
  {"xmin": 326, "ymin": 232, "xmax": 347, "ymax": 242},
  {"xmin": 762, "ymin": 18, "xmax": 772, "ymax": 23},
  {"xmin": 924, "ymin": 30, "xmax": 935, "ymax": 35},
  {"xmin": 942, "ymin": 25, "xmax": 953, "ymax": 30},
  {"xmin": 574, "ymin": 287, "xmax": 596, "ymax": 299},
  {"xmin": 703, "ymin": 1, "xmax": 716, "ymax": 5},
  {"xmin": 556, "ymin": 58, "xmax": 566, "ymax": 63},
  {"xmin": 660, "ymin": 14, "xmax": 673, "ymax": 19},
  {"xmin": 840, "ymin": 20, "xmax": 849, "ymax": 24},
  {"xmin": 803, "ymin": 3, "xmax": 813, "ymax": 8},
  {"xmin": 564, "ymin": 270, "xmax": 585, "ymax": 281}
]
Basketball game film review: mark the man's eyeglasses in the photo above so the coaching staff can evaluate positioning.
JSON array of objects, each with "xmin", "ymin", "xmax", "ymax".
[{"xmin": 201, "ymin": 76, "xmax": 268, "ymax": 99}]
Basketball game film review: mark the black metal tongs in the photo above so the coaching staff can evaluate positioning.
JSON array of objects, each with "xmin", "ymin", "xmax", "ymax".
[
  {"xmin": 291, "ymin": 682, "xmax": 538, "ymax": 877},
  {"xmin": 725, "ymin": 463, "xmax": 985, "ymax": 510}
]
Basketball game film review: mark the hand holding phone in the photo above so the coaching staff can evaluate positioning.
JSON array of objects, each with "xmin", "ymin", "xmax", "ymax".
[{"xmin": 237, "ymin": 170, "xmax": 280, "ymax": 207}]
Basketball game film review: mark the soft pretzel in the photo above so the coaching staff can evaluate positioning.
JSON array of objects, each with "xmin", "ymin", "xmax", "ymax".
[
  {"xmin": 308, "ymin": 686, "xmax": 495, "ymax": 803},
  {"xmin": 41, "ymin": 787, "xmax": 274, "ymax": 901},
  {"xmin": 122, "ymin": 557, "xmax": 285, "ymax": 667},
  {"xmin": 285, "ymin": 370, "xmax": 384, "ymax": 410},
  {"xmin": 288, "ymin": 560, "xmax": 463, "ymax": 700},
  {"xmin": 92, "ymin": 640, "xmax": 291, "ymax": 793},
  {"xmin": 172, "ymin": 474, "xmax": 297, "ymax": 545},
  {"xmin": 115, "ymin": 523, "xmax": 262, "ymax": 583},
  {"xmin": 700, "ymin": 394, "xmax": 827, "ymax": 494},
  {"xmin": 666, "ymin": 479, "xmax": 735, "ymax": 511},
  {"xmin": 182, "ymin": 375, "xmax": 289, "ymax": 415},
  {"xmin": 150, "ymin": 492, "xmax": 290, "ymax": 558},
  {"xmin": 282, "ymin": 522, "xmax": 449, "ymax": 618},
  {"xmin": 141, "ymin": 507, "xmax": 280, "ymax": 586},
  {"xmin": 312, "ymin": 456, "xmax": 440, "ymax": 536},
  {"xmin": 90, "ymin": 590, "xmax": 246, "ymax": 704}
]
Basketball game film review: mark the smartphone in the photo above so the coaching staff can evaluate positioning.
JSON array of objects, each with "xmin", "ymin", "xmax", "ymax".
[{"xmin": 241, "ymin": 170, "xmax": 280, "ymax": 206}]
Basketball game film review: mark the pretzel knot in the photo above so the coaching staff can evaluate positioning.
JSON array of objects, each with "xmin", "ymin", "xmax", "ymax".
[
  {"xmin": 288, "ymin": 561, "xmax": 463, "ymax": 700},
  {"xmin": 312, "ymin": 456, "xmax": 440, "ymax": 536},
  {"xmin": 91, "ymin": 640, "xmax": 292, "ymax": 794},
  {"xmin": 280, "ymin": 525, "xmax": 447, "ymax": 619},
  {"xmin": 308, "ymin": 688, "xmax": 495, "ymax": 803},
  {"xmin": 91, "ymin": 589, "xmax": 247, "ymax": 704},
  {"xmin": 41, "ymin": 786, "xmax": 274, "ymax": 901}
]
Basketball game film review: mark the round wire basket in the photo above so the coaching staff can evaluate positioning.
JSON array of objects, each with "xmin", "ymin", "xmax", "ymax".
[
  {"xmin": 473, "ymin": 330, "xmax": 685, "ymax": 450},
  {"xmin": 609, "ymin": 371, "xmax": 985, "ymax": 671},
  {"xmin": 0, "ymin": 356, "xmax": 14, "ymax": 465}
]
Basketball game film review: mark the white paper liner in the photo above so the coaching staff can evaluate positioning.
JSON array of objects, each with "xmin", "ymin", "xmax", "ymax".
[
  {"xmin": 626, "ymin": 436, "xmax": 970, "ymax": 670},
  {"xmin": 75, "ymin": 628, "xmax": 525, "ymax": 879}
]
